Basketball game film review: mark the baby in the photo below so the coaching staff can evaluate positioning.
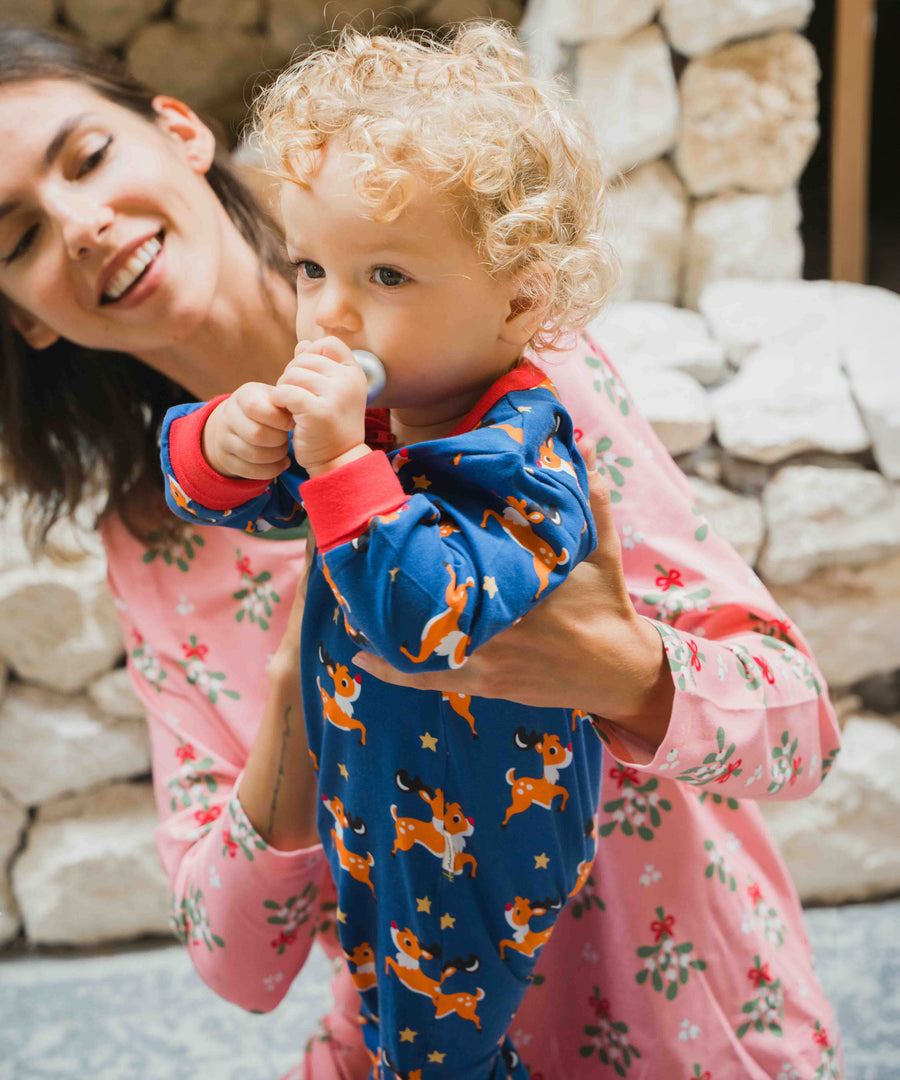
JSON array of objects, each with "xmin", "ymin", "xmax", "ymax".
[{"xmin": 162, "ymin": 23, "xmax": 618, "ymax": 1079}]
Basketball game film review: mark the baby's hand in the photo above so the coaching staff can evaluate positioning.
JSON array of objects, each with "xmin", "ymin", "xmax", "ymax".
[
  {"xmin": 202, "ymin": 383, "xmax": 294, "ymax": 480},
  {"xmin": 272, "ymin": 337, "xmax": 369, "ymax": 476}
]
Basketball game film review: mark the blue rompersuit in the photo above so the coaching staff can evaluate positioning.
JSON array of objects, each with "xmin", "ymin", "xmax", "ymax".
[{"xmin": 162, "ymin": 363, "xmax": 605, "ymax": 1080}]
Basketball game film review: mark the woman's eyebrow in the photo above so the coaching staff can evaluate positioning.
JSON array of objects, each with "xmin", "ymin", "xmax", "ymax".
[{"xmin": 43, "ymin": 112, "xmax": 93, "ymax": 167}]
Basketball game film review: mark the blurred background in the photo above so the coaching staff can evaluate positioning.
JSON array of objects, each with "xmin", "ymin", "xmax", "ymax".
[{"xmin": 0, "ymin": 1, "xmax": 898, "ymax": 1078}]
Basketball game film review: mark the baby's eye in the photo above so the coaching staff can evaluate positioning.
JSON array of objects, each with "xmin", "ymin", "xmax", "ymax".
[
  {"xmin": 298, "ymin": 261, "xmax": 325, "ymax": 280},
  {"xmin": 372, "ymin": 266, "xmax": 407, "ymax": 287}
]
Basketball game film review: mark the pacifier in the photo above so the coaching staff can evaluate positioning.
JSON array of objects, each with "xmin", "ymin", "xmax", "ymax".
[{"xmin": 352, "ymin": 350, "xmax": 387, "ymax": 404}]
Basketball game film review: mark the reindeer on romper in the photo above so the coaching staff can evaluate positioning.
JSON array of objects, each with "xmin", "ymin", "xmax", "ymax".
[
  {"xmin": 498, "ymin": 894, "xmax": 562, "ymax": 960},
  {"xmin": 384, "ymin": 922, "xmax": 485, "ymax": 1029},
  {"xmin": 568, "ymin": 818, "xmax": 598, "ymax": 900},
  {"xmin": 399, "ymin": 562, "xmax": 473, "ymax": 670},
  {"xmin": 317, "ymin": 642, "xmax": 366, "ymax": 746},
  {"xmin": 344, "ymin": 941, "xmax": 377, "ymax": 993},
  {"xmin": 390, "ymin": 770, "xmax": 477, "ymax": 879},
  {"xmin": 480, "ymin": 496, "xmax": 568, "ymax": 602},
  {"xmin": 502, "ymin": 727, "xmax": 573, "ymax": 827},
  {"xmin": 167, "ymin": 475, "xmax": 197, "ymax": 516},
  {"xmin": 442, "ymin": 692, "xmax": 477, "ymax": 737},
  {"xmin": 320, "ymin": 557, "xmax": 370, "ymax": 648},
  {"xmin": 321, "ymin": 794, "xmax": 375, "ymax": 896},
  {"xmin": 374, "ymin": 1046, "xmax": 422, "ymax": 1080},
  {"xmin": 535, "ymin": 414, "xmax": 577, "ymax": 481}
]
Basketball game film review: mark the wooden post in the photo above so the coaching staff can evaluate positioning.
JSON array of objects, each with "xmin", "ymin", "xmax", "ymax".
[{"xmin": 830, "ymin": 0, "xmax": 877, "ymax": 282}]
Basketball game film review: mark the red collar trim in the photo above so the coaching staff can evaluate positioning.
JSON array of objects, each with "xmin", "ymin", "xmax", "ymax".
[{"xmin": 448, "ymin": 362, "xmax": 546, "ymax": 438}]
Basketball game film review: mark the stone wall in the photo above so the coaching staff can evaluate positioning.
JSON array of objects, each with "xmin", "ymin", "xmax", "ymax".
[{"xmin": 1, "ymin": 1, "xmax": 899, "ymax": 949}]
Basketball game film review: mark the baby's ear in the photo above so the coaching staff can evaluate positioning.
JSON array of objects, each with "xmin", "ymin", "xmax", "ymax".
[
  {"xmin": 7, "ymin": 305, "xmax": 59, "ymax": 350},
  {"xmin": 501, "ymin": 262, "xmax": 555, "ymax": 347}
]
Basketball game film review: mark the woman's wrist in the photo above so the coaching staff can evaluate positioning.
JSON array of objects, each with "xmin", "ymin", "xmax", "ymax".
[{"xmin": 598, "ymin": 615, "xmax": 674, "ymax": 748}]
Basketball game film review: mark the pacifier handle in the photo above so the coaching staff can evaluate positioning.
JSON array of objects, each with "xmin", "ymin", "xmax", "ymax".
[{"xmin": 352, "ymin": 350, "xmax": 387, "ymax": 404}]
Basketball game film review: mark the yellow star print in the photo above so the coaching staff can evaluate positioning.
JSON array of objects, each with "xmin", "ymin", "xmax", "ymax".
[
  {"xmin": 483, "ymin": 575, "xmax": 498, "ymax": 599},
  {"xmin": 416, "ymin": 896, "xmax": 432, "ymax": 914},
  {"xmin": 336, "ymin": 907, "xmax": 347, "ymax": 924},
  {"xmin": 389, "ymin": 566, "xmax": 400, "ymax": 582},
  {"xmin": 440, "ymin": 912, "xmax": 456, "ymax": 930},
  {"xmin": 399, "ymin": 1028, "xmax": 417, "ymax": 1043},
  {"xmin": 427, "ymin": 1051, "xmax": 447, "ymax": 1063},
  {"xmin": 420, "ymin": 732, "xmax": 438, "ymax": 751},
  {"xmin": 338, "ymin": 763, "xmax": 349, "ymax": 780},
  {"xmin": 333, "ymin": 607, "xmax": 340, "ymax": 624},
  {"xmin": 534, "ymin": 852, "xmax": 550, "ymax": 869},
  {"xmin": 412, "ymin": 474, "xmax": 432, "ymax": 490}
]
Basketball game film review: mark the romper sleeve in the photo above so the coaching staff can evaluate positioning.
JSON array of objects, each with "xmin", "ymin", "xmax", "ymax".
[
  {"xmin": 302, "ymin": 385, "xmax": 597, "ymax": 672},
  {"xmin": 547, "ymin": 334, "xmax": 842, "ymax": 802},
  {"xmin": 105, "ymin": 535, "xmax": 339, "ymax": 1014}
]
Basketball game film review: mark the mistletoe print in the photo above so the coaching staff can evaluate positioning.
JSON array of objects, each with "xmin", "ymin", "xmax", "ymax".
[
  {"xmin": 178, "ymin": 635, "xmax": 241, "ymax": 703},
  {"xmin": 736, "ymin": 956, "xmax": 783, "ymax": 1039},
  {"xmin": 635, "ymin": 907, "xmax": 707, "ymax": 1000},
  {"xmin": 579, "ymin": 987, "xmax": 642, "ymax": 1077},
  {"xmin": 233, "ymin": 548, "xmax": 281, "ymax": 630}
]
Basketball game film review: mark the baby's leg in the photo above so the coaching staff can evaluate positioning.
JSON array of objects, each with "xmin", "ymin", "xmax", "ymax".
[{"xmin": 357, "ymin": 695, "xmax": 602, "ymax": 1078}]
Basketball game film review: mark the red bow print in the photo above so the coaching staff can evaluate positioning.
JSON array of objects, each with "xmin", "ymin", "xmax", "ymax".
[
  {"xmin": 194, "ymin": 806, "xmax": 222, "ymax": 827},
  {"xmin": 651, "ymin": 914, "xmax": 675, "ymax": 941},
  {"xmin": 789, "ymin": 756, "xmax": 802, "ymax": 785},
  {"xmin": 686, "ymin": 639, "xmax": 702, "ymax": 670},
  {"xmin": 182, "ymin": 641, "xmax": 209, "ymax": 661},
  {"xmin": 609, "ymin": 765, "xmax": 639, "ymax": 789},
  {"xmin": 176, "ymin": 743, "xmax": 196, "ymax": 764},
  {"xmin": 236, "ymin": 555, "xmax": 254, "ymax": 576},
  {"xmin": 813, "ymin": 1027, "xmax": 830, "ymax": 1049},
  {"xmin": 655, "ymin": 568, "xmax": 683, "ymax": 591},
  {"xmin": 132, "ymin": 630, "xmax": 144, "ymax": 646},
  {"xmin": 589, "ymin": 992, "xmax": 610, "ymax": 1017},
  {"xmin": 752, "ymin": 656, "xmax": 775, "ymax": 684},
  {"xmin": 747, "ymin": 882, "xmax": 763, "ymax": 906},
  {"xmin": 223, "ymin": 831, "xmax": 238, "ymax": 858},
  {"xmin": 748, "ymin": 962, "xmax": 771, "ymax": 987},
  {"xmin": 715, "ymin": 758, "xmax": 742, "ymax": 783}
]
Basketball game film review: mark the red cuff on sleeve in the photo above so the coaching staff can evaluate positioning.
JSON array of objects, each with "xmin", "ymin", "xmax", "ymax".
[
  {"xmin": 169, "ymin": 395, "xmax": 273, "ymax": 511},
  {"xmin": 300, "ymin": 451, "xmax": 408, "ymax": 552}
]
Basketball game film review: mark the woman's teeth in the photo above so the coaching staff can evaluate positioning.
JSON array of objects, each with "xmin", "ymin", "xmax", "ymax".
[{"xmin": 103, "ymin": 234, "xmax": 162, "ymax": 302}]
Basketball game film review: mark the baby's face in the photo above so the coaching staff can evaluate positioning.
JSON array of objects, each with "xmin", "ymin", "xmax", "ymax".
[{"xmin": 280, "ymin": 141, "xmax": 522, "ymax": 422}]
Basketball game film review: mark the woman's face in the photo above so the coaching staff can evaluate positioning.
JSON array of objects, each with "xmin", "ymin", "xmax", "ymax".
[{"xmin": 0, "ymin": 79, "xmax": 226, "ymax": 354}]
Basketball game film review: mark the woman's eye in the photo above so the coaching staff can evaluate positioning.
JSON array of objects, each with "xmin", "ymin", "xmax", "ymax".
[
  {"xmin": 373, "ymin": 266, "xmax": 407, "ymax": 287},
  {"xmin": 3, "ymin": 223, "xmax": 38, "ymax": 264},
  {"xmin": 76, "ymin": 136, "xmax": 113, "ymax": 178},
  {"xmin": 298, "ymin": 260, "xmax": 325, "ymax": 280}
]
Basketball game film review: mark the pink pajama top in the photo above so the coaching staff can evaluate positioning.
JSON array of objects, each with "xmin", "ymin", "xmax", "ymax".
[{"xmin": 104, "ymin": 335, "xmax": 843, "ymax": 1080}]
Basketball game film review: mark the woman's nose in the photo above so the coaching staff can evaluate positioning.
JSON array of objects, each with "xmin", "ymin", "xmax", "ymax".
[{"xmin": 55, "ymin": 193, "xmax": 114, "ymax": 260}]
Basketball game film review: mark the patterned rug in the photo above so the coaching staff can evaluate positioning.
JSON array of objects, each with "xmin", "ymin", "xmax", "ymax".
[{"xmin": 0, "ymin": 901, "xmax": 897, "ymax": 1080}]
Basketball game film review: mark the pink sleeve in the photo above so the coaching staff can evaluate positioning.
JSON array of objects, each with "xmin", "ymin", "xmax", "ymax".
[{"xmin": 544, "ymin": 334, "xmax": 841, "ymax": 803}]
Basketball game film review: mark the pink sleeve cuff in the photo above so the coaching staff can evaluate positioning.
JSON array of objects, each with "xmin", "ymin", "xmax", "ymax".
[
  {"xmin": 301, "ymin": 450, "xmax": 408, "ymax": 552},
  {"xmin": 169, "ymin": 395, "xmax": 272, "ymax": 511}
]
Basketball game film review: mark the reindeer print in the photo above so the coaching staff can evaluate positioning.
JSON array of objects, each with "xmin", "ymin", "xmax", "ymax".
[
  {"xmin": 390, "ymin": 771, "xmax": 477, "ymax": 878},
  {"xmin": 317, "ymin": 642, "xmax": 366, "ymax": 745},
  {"xmin": 399, "ymin": 563, "xmax": 473, "ymax": 669},
  {"xmin": 498, "ymin": 895, "xmax": 561, "ymax": 960},
  {"xmin": 502, "ymin": 727, "xmax": 573, "ymax": 827},
  {"xmin": 322, "ymin": 794, "xmax": 375, "ymax": 896},
  {"xmin": 481, "ymin": 496, "xmax": 569, "ymax": 602}
]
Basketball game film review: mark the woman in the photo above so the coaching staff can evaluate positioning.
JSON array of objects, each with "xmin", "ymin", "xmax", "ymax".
[{"xmin": 0, "ymin": 25, "xmax": 843, "ymax": 1080}]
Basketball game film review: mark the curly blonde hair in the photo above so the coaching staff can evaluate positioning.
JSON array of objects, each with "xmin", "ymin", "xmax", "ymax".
[{"xmin": 253, "ymin": 22, "xmax": 619, "ymax": 350}]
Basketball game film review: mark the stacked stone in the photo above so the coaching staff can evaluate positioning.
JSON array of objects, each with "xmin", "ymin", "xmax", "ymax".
[{"xmin": 520, "ymin": 0, "xmax": 818, "ymax": 308}]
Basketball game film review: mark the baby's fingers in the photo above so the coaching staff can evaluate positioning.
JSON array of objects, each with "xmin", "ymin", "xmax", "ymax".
[{"xmin": 232, "ymin": 382, "xmax": 295, "ymax": 432}]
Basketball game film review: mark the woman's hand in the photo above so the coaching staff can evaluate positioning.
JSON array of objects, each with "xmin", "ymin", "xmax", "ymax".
[{"xmin": 352, "ymin": 468, "xmax": 675, "ymax": 750}]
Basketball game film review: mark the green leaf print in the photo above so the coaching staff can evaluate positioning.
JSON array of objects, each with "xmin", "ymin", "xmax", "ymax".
[
  {"xmin": 633, "ymin": 908, "xmax": 706, "ymax": 1002},
  {"xmin": 579, "ymin": 987, "xmax": 642, "ymax": 1076},
  {"xmin": 594, "ymin": 436, "xmax": 633, "ymax": 502},
  {"xmin": 142, "ymin": 529, "xmax": 205, "ymax": 573}
]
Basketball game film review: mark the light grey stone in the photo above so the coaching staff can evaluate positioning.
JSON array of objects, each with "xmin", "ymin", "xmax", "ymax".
[
  {"xmin": 675, "ymin": 31, "xmax": 819, "ymax": 197},
  {"xmin": 0, "ymin": 790, "xmax": 27, "ymax": 947},
  {"xmin": 760, "ymin": 466, "xmax": 900, "ymax": 585},
  {"xmin": 682, "ymin": 189, "xmax": 803, "ymax": 309},
  {"xmin": 12, "ymin": 782, "xmax": 169, "ymax": 945},
  {"xmin": 589, "ymin": 301, "xmax": 726, "ymax": 385},
  {"xmin": 87, "ymin": 667, "xmax": 146, "ymax": 723},
  {"xmin": 0, "ymin": 0, "xmax": 57, "ymax": 28},
  {"xmin": 835, "ymin": 283, "xmax": 900, "ymax": 481},
  {"xmin": 0, "ymin": 684, "xmax": 150, "ymax": 806},
  {"xmin": 615, "ymin": 366, "xmax": 713, "ymax": 456},
  {"xmin": 769, "ymin": 553, "xmax": 900, "ymax": 687},
  {"xmin": 576, "ymin": 25, "xmax": 679, "ymax": 176},
  {"xmin": 719, "ymin": 455, "xmax": 772, "ymax": 496},
  {"xmin": 128, "ymin": 22, "xmax": 272, "ymax": 115},
  {"xmin": 605, "ymin": 161, "xmax": 688, "ymax": 304},
  {"xmin": 710, "ymin": 346, "xmax": 870, "ymax": 464},
  {"xmin": 0, "ymin": 874, "xmax": 20, "ymax": 946},
  {"xmin": 759, "ymin": 716, "xmax": 900, "ymax": 904},
  {"xmin": 660, "ymin": 0, "xmax": 813, "ymax": 57},
  {"xmin": 0, "ymin": 561, "xmax": 124, "ymax": 694},
  {"xmin": 63, "ymin": 0, "xmax": 168, "ymax": 47},
  {"xmin": 689, "ymin": 477, "xmax": 764, "ymax": 564},
  {"xmin": 698, "ymin": 277, "xmax": 837, "ymax": 365},
  {"xmin": 676, "ymin": 443, "xmax": 724, "ymax": 483},
  {"xmin": 529, "ymin": 0, "xmax": 660, "ymax": 45},
  {"xmin": 176, "ymin": 0, "xmax": 262, "ymax": 29}
]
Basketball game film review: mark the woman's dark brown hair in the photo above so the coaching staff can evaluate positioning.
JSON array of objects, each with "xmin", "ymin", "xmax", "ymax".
[{"xmin": 0, "ymin": 24, "xmax": 287, "ymax": 544}]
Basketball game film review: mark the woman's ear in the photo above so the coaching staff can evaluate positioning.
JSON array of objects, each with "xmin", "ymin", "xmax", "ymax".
[
  {"xmin": 7, "ymin": 305, "xmax": 59, "ymax": 350},
  {"xmin": 151, "ymin": 95, "xmax": 217, "ymax": 175},
  {"xmin": 500, "ymin": 262, "xmax": 555, "ymax": 348}
]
